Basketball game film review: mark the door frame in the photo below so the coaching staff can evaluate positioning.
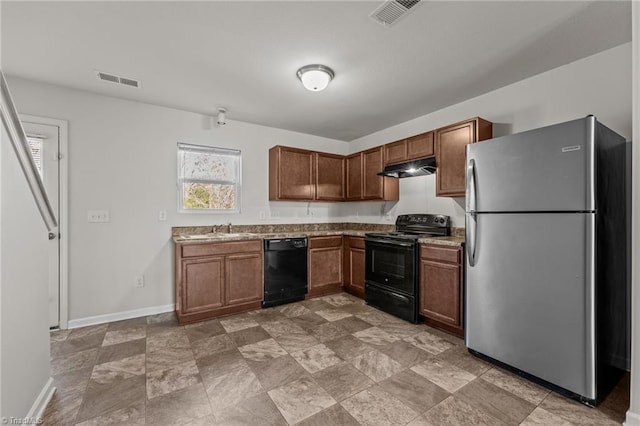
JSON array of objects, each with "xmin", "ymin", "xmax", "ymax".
[{"xmin": 20, "ymin": 114, "xmax": 69, "ymax": 330}]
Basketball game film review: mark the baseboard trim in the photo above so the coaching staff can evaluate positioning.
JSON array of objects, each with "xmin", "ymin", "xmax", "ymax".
[
  {"xmin": 67, "ymin": 304, "xmax": 175, "ymax": 329},
  {"xmin": 626, "ymin": 410, "xmax": 640, "ymax": 426},
  {"xmin": 26, "ymin": 377, "xmax": 55, "ymax": 421}
]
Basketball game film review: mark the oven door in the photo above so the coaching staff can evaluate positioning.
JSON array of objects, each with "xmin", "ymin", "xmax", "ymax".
[{"xmin": 365, "ymin": 237, "xmax": 416, "ymax": 295}]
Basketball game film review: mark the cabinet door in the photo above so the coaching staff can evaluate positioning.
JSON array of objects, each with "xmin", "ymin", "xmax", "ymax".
[
  {"xmin": 407, "ymin": 131, "xmax": 434, "ymax": 160},
  {"xmin": 384, "ymin": 140, "xmax": 407, "ymax": 165},
  {"xmin": 346, "ymin": 153, "xmax": 363, "ymax": 200},
  {"xmin": 181, "ymin": 257, "xmax": 225, "ymax": 314},
  {"xmin": 435, "ymin": 118, "xmax": 492, "ymax": 197},
  {"xmin": 271, "ymin": 146, "xmax": 314, "ymax": 200},
  {"xmin": 226, "ymin": 252, "xmax": 263, "ymax": 305},
  {"xmin": 362, "ymin": 147, "xmax": 384, "ymax": 200},
  {"xmin": 308, "ymin": 237, "xmax": 343, "ymax": 297},
  {"xmin": 315, "ymin": 152, "xmax": 345, "ymax": 201},
  {"xmin": 419, "ymin": 259, "xmax": 462, "ymax": 328},
  {"xmin": 435, "ymin": 120, "xmax": 475, "ymax": 197},
  {"xmin": 343, "ymin": 237, "xmax": 365, "ymax": 299}
]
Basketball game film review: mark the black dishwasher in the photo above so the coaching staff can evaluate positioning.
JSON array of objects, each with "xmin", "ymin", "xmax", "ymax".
[{"xmin": 263, "ymin": 237, "xmax": 308, "ymax": 308}]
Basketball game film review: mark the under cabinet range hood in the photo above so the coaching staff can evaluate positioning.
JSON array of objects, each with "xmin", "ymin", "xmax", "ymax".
[{"xmin": 377, "ymin": 157, "xmax": 436, "ymax": 178}]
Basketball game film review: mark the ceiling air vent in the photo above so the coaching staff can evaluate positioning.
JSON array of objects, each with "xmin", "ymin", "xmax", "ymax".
[
  {"xmin": 95, "ymin": 70, "xmax": 141, "ymax": 88},
  {"xmin": 370, "ymin": 0, "xmax": 422, "ymax": 27}
]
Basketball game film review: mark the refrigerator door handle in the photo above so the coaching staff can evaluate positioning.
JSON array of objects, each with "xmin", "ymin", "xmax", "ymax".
[
  {"xmin": 466, "ymin": 158, "xmax": 478, "ymax": 266},
  {"xmin": 466, "ymin": 159, "xmax": 477, "ymax": 213},
  {"xmin": 466, "ymin": 212, "xmax": 477, "ymax": 266}
]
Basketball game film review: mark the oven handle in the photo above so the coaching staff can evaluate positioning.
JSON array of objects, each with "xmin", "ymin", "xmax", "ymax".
[
  {"xmin": 388, "ymin": 291, "xmax": 410, "ymax": 302},
  {"xmin": 364, "ymin": 238, "xmax": 415, "ymax": 248}
]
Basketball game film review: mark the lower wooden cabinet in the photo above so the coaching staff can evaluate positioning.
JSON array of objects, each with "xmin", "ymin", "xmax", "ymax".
[
  {"xmin": 419, "ymin": 244, "xmax": 464, "ymax": 337},
  {"xmin": 343, "ymin": 236, "xmax": 365, "ymax": 299},
  {"xmin": 308, "ymin": 236, "xmax": 343, "ymax": 298},
  {"xmin": 175, "ymin": 240, "xmax": 263, "ymax": 324}
]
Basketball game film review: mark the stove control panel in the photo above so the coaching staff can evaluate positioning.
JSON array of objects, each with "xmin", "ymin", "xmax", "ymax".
[{"xmin": 396, "ymin": 214, "xmax": 450, "ymax": 228}]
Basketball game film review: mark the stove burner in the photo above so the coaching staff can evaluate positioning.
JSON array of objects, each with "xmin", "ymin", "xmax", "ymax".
[{"xmin": 366, "ymin": 214, "xmax": 451, "ymax": 241}]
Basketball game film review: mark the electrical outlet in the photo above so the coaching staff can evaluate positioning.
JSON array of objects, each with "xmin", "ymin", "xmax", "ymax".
[
  {"xmin": 158, "ymin": 210, "xmax": 167, "ymax": 221},
  {"xmin": 134, "ymin": 276, "xmax": 145, "ymax": 288},
  {"xmin": 259, "ymin": 210, "xmax": 266, "ymax": 220},
  {"xmin": 87, "ymin": 210, "xmax": 110, "ymax": 223}
]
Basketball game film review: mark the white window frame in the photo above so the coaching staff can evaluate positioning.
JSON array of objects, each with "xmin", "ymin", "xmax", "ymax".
[{"xmin": 177, "ymin": 143, "xmax": 242, "ymax": 213}]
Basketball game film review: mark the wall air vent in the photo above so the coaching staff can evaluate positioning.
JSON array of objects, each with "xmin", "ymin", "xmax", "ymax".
[
  {"xmin": 370, "ymin": 0, "xmax": 422, "ymax": 27},
  {"xmin": 95, "ymin": 70, "xmax": 141, "ymax": 88}
]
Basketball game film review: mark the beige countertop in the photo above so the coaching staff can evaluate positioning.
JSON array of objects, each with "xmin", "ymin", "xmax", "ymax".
[
  {"xmin": 418, "ymin": 235, "xmax": 465, "ymax": 247},
  {"xmin": 173, "ymin": 227, "xmax": 464, "ymax": 247},
  {"xmin": 172, "ymin": 229, "xmax": 372, "ymax": 243}
]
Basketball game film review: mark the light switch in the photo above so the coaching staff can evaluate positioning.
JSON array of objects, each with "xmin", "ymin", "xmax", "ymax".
[{"xmin": 87, "ymin": 210, "xmax": 110, "ymax": 223}]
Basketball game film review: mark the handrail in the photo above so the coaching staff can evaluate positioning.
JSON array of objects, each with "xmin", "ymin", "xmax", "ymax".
[{"xmin": 0, "ymin": 69, "xmax": 58, "ymax": 232}]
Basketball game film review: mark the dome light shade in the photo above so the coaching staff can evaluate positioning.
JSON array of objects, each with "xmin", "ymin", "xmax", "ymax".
[{"xmin": 296, "ymin": 64, "xmax": 334, "ymax": 92}]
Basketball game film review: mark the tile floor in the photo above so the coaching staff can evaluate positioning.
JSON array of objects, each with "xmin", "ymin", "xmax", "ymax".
[{"xmin": 45, "ymin": 292, "xmax": 629, "ymax": 425}]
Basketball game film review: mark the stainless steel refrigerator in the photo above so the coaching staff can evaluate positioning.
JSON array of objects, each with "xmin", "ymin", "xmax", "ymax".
[{"xmin": 465, "ymin": 116, "xmax": 629, "ymax": 406}]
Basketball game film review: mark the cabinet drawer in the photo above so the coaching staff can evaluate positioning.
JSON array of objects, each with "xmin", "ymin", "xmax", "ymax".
[
  {"xmin": 345, "ymin": 236, "xmax": 365, "ymax": 249},
  {"xmin": 420, "ymin": 244, "xmax": 461, "ymax": 264},
  {"xmin": 309, "ymin": 236, "xmax": 343, "ymax": 249},
  {"xmin": 181, "ymin": 240, "xmax": 262, "ymax": 258}
]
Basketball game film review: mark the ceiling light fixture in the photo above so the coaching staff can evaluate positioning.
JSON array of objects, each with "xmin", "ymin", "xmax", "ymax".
[
  {"xmin": 217, "ymin": 107, "xmax": 227, "ymax": 126},
  {"xmin": 296, "ymin": 64, "xmax": 334, "ymax": 92}
]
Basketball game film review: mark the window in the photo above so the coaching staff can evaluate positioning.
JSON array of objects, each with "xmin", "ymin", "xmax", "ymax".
[
  {"xmin": 27, "ymin": 136, "xmax": 43, "ymax": 178},
  {"xmin": 177, "ymin": 143, "xmax": 241, "ymax": 212}
]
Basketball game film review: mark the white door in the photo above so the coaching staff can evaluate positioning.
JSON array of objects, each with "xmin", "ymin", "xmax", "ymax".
[{"xmin": 23, "ymin": 121, "xmax": 60, "ymax": 328}]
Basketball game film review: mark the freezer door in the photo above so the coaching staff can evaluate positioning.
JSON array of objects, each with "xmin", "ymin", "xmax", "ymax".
[
  {"xmin": 465, "ymin": 212, "xmax": 596, "ymax": 399},
  {"xmin": 467, "ymin": 117, "xmax": 595, "ymax": 213}
]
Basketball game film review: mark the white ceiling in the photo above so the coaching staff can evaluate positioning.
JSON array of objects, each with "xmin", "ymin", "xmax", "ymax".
[{"xmin": 1, "ymin": 1, "xmax": 631, "ymax": 141}]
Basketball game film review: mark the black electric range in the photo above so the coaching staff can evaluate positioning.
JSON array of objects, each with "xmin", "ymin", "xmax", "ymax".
[{"xmin": 364, "ymin": 214, "xmax": 451, "ymax": 323}]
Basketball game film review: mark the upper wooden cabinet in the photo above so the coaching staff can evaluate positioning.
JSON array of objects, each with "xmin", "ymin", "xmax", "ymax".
[
  {"xmin": 384, "ymin": 140, "xmax": 408, "ymax": 165},
  {"xmin": 363, "ymin": 147, "xmax": 399, "ymax": 201},
  {"xmin": 435, "ymin": 118, "xmax": 492, "ymax": 197},
  {"xmin": 269, "ymin": 116, "xmax": 489, "ymax": 202},
  {"xmin": 363, "ymin": 147, "xmax": 384, "ymax": 200},
  {"xmin": 346, "ymin": 153, "xmax": 363, "ymax": 201},
  {"xmin": 407, "ymin": 132, "xmax": 435, "ymax": 160},
  {"xmin": 269, "ymin": 146, "xmax": 315, "ymax": 200},
  {"xmin": 315, "ymin": 152, "xmax": 345, "ymax": 201},
  {"xmin": 269, "ymin": 146, "xmax": 346, "ymax": 201},
  {"xmin": 384, "ymin": 131, "xmax": 435, "ymax": 165},
  {"xmin": 345, "ymin": 147, "xmax": 398, "ymax": 201}
]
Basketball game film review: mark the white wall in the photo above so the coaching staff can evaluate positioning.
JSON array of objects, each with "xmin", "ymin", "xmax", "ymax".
[
  {"xmin": 1, "ymin": 2, "xmax": 51, "ymax": 419},
  {"xmin": 0, "ymin": 122, "xmax": 51, "ymax": 417},
  {"xmin": 6, "ymin": 77, "xmax": 350, "ymax": 320},
  {"xmin": 347, "ymin": 42, "xmax": 632, "ymax": 227}
]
